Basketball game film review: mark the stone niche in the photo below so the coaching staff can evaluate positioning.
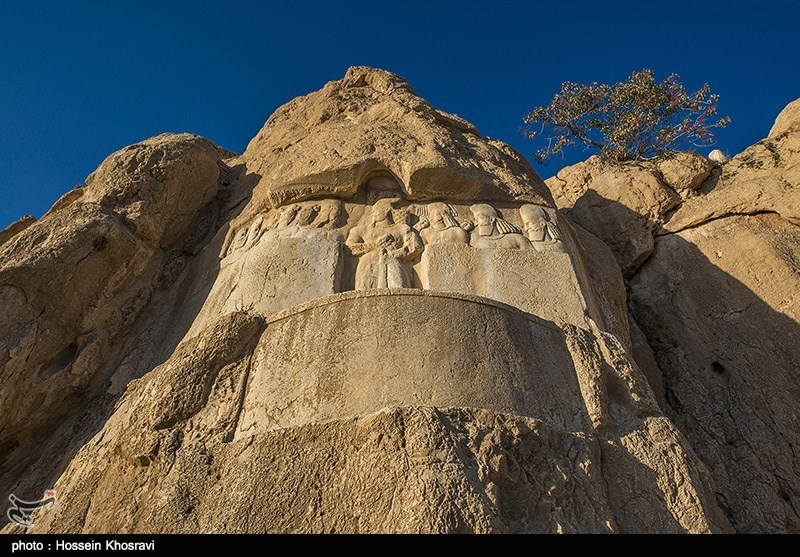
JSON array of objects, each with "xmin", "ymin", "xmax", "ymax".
[{"xmin": 200, "ymin": 184, "xmax": 590, "ymax": 328}]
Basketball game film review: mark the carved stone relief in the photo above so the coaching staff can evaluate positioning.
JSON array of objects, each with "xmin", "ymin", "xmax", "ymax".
[
  {"xmin": 214, "ymin": 191, "xmax": 576, "ymax": 320},
  {"xmin": 520, "ymin": 204, "xmax": 566, "ymax": 253},
  {"xmin": 224, "ymin": 196, "xmax": 566, "ymax": 263},
  {"xmin": 466, "ymin": 204, "xmax": 532, "ymax": 250},
  {"xmin": 224, "ymin": 199, "xmax": 344, "ymax": 259},
  {"xmin": 415, "ymin": 202, "xmax": 470, "ymax": 246},
  {"xmin": 345, "ymin": 198, "xmax": 423, "ymax": 289}
]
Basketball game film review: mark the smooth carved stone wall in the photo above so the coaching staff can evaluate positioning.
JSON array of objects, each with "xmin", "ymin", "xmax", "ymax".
[
  {"xmin": 192, "ymin": 228, "xmax": 343, "ymax": 331},
  {"xmin": 418, "ymin": 243, "xmax": 588, "ymax": 325},
  {"xmin": 236, "ymin": 290, "xmax": 588, "ymax": 437}
]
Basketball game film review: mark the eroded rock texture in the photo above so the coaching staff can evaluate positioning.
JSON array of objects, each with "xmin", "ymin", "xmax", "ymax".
[
  {"xmin": 0, "ymin": 134, "xmax": 233, "ymax": 496},
  {"xmin": 547, "ymin": 99, "xmax": 800, "ymax": 533},
  {"xmin": 2, "ymin": 67, "xmax": 794, "ymax": 533}
]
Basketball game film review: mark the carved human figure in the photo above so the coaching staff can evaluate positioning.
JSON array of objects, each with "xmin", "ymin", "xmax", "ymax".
[
  {"xmin": 416, "ymin": 202, "xmax": 469, "ymax": 245},
  {"xmin": 269, "ymin": 200, "xmax": 344, "ymax": 230},
  {"xmin": 520, "ymin": 204, "xmax": 566, "ymax": 253},
  {"xmin": 345, "ymin": 198, "xmax": 424, "ymax": 289},
  {"xmin": 467, "ymin": 204, "xmax": 531, "ymax": 249},
  {"xmin": 225, "ymin": 214, "xmax": 263, "ymax": 257},
  {"xmin": 259, "ymin": 204, "xmax": 302, "ymax": 233},
  {"xmin": 229, "ymin": 227, "xmax": 250, "ymax": 254},
  {"xmin": 310, "ymin": 199, "xmax": 343, "ymax": 229},
  {"xmin": 296, "ymin": 203, "xmax": 321, "ymax": 227},
  {"xmin": 277, "ymin": 204, "xmax": 302, "ymax": 228},
  {"xmin": 226, "ymin": 199, "xmax": 345, "ymax": 258}
]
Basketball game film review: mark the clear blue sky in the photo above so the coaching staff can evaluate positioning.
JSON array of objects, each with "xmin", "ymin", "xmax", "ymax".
[{"xmin": 2, "ymin": 1, "xmax": 798, "ymax": 229}]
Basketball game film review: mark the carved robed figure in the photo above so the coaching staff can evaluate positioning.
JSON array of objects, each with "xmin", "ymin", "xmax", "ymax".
[{"xmin": 346, "ymin": 198, "xmax": 424, "ymax": 289}]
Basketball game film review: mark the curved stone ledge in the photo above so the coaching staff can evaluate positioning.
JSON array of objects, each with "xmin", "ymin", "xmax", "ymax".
[
  {"xmin": 237, "ymin": 290, "xmax": 589, "ymax": 437},
  {"xmin": 264, "ymin": 287, "xmax": 561, "ymax": 330}
]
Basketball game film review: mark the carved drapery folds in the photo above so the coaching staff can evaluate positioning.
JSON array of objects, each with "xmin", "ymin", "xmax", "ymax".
[{"xmin": 345, "ymin": 198, "xmax": 423, "ymax": 289}]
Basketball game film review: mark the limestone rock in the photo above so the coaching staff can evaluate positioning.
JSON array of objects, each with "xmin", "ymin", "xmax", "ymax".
[
  {"xmin": 0, "ymin": 134, "xmax": 231, "ymax": 500},
  {"xmin": 22, "ymin": 305, "xmax": 726, "ymax": 534},
  {"xmin": 563, "ymin": 219, "xmax": 631, "ymax": 347},
  {"xmin": 769, "ymin": 97, "xmax": 800, "ymax": 138},
  {"xmin": 237, "ymin": 66, "xmax": 553, "ymax": 212},
  {"xmin": 708, "ymin": 149, "xmax": 729, "ymax": 164},
  {"xmin": 43, "ymin": 185, "xmax": 85, "ymax": 218},
  {"xmin": 657, "ymin": 152, "xmax": 714, "ymax": 193},
  {"xmin": 0, "ymin": 215, "xmax": 35, "ymax": 249},
  {"xmin": 546, "ymin": 157, "xmax": 680, "ymax": 275},
  {"xmin": 629, "ymin": 214, "xmax": 800, "ymax": 532},
  {"xmin": 665, "ymin": 124, "xmax": 800, "ymax": 232},
  {"xmin": 32, "ymin": 405, "xmax": 619, "ymax": 533},
  {"xmin": 549, "ymin": 98, "xmax": 800, "ymax": 532},
  {"xmin": 0, "ymin": 67, "xmax": 744, "ymax": 534},
  {"xmin": 82, "ymin": 133, "xmax": 231, "ymax": 248}
]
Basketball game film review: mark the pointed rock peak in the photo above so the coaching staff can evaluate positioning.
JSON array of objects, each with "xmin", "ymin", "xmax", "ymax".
[
  {"xmin": 341, "ymin": 66, "xmax": 416, "ymax": 95},
  {"xmin": 240, "ymin": 66, "xmax": 552, "ymax": 213},
  {"xmin": 769, "ymin": 97, "xmax": 800, "ymax": 138}
]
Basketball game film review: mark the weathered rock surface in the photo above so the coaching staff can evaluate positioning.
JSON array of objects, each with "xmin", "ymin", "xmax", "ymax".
[
  {"xmin": 0, "ymin": 216, "xmax": 36, "ymax": 249},
  {"xmin": 0, "ymin": 134, "xmax": 233, "ymax": 500},
  {"xmin": 665, "ymin": 122, "xmax": 800, "ymax": 232},
  {"xmin": 629, "ymin": 214, "xmax": 800, "ymax": 532},
  {"xmin": 546, "ymin": 152, "xmax": 713, "ymax": 276},
  {"xmin": 708, "ymin": 149, "xmax": 729, "ymax": 164},
  {"xmin": 24, "ymin": 306, "xmax": 725, "ymax": 534},
  {"xmin": 237, "ymin": 66, "xmax": 553, "ymax": 211},
  {"xmin": 6, "ymin": 69, "xmax": 796, "ymax": 534},
  {"xmin": 547, "ymin": 98, "xmax": 800, "ymax": 533},
  {"xmin": 769, "ymin": 98, "xmax": 800, "ymax": 138}
]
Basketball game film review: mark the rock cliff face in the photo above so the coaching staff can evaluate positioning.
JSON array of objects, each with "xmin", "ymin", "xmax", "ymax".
[
  {"xmin": 547, "ymin": 100, "xmax": 800, "ymax": 533},
  {"xmin": 0, "ymin": 67, "xmax": 795, "ymax": 533}
]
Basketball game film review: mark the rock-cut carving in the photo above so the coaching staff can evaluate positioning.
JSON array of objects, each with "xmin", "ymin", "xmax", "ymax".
[
  {"xmin": 520, "ymin": 204, "xmax": 566, "ymax": 253},
  {"xmin": 416, "ymin": 202, "xmax": 469, "ymax": 245},
  {"xmin": 294, "ymin": 199, "xmax": 343, "ymax": 229},
  {"xmin": 262, "ymin": 200, "xmax": 343, "ymax": 233},
  {"xmin": 467, "ymin": 204, "xmax": 531, "ymax": 250},
  {"xmin": 346, "ymin": 198, "xmax": 423, "ymax": 289},
  {"xmin": 224, "ymin": 200, "xmax": 344, "ymax": 258},
  {"xmin": 226, "ymin": 214, "xmax": 267, "ymax": 257}
]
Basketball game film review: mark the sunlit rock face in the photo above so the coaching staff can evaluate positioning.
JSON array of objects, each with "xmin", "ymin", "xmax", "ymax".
[
  {"xmin": 9, "ymin": 70, "xmax": 799, "ymax": 534},
  {"xmin": 547, "ymin": 97, "xmax": 800, "ymax": 533}
]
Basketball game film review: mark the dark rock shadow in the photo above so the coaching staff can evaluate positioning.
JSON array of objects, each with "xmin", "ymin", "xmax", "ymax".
[{"xmin": 568, "ymin": 195, "xmax": 800, "ymax": 533}]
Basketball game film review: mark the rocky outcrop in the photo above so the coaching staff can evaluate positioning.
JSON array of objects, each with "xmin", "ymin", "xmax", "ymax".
[
  {"xmin": 0, "ymin": 134, "xmax": 233, "ymax": 501},
  {"xmin": 6, "ymin": 68, "xmax": 794, "ymax": 534},
  {"xmin": 547, "ymin": 99, "xmax": 800, "ymax": 533},
  {"xmin": 238, "ymin": 66, "xmax": 553, "ymax": 211},
  {"xmin": 629, "ymin": 214, "xmax": 800, "ymax": 532},
  {"xmin": 665, "ymin": 121, "xmax": 800, "ymax": 232},
  {"xmin": 546, "ymin": 152, "xmax": 713, "ymax": 276},
  {"xmin": 770, "ymin": 98, "xmax": 800, "ymax": 138},
  {"xmin": 0, "ymin": 216, "xmax": 36, "ymax": 249},
  {"xmin": 24, "ymin": 301, "xmax": 726, "ymax": 534}
]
